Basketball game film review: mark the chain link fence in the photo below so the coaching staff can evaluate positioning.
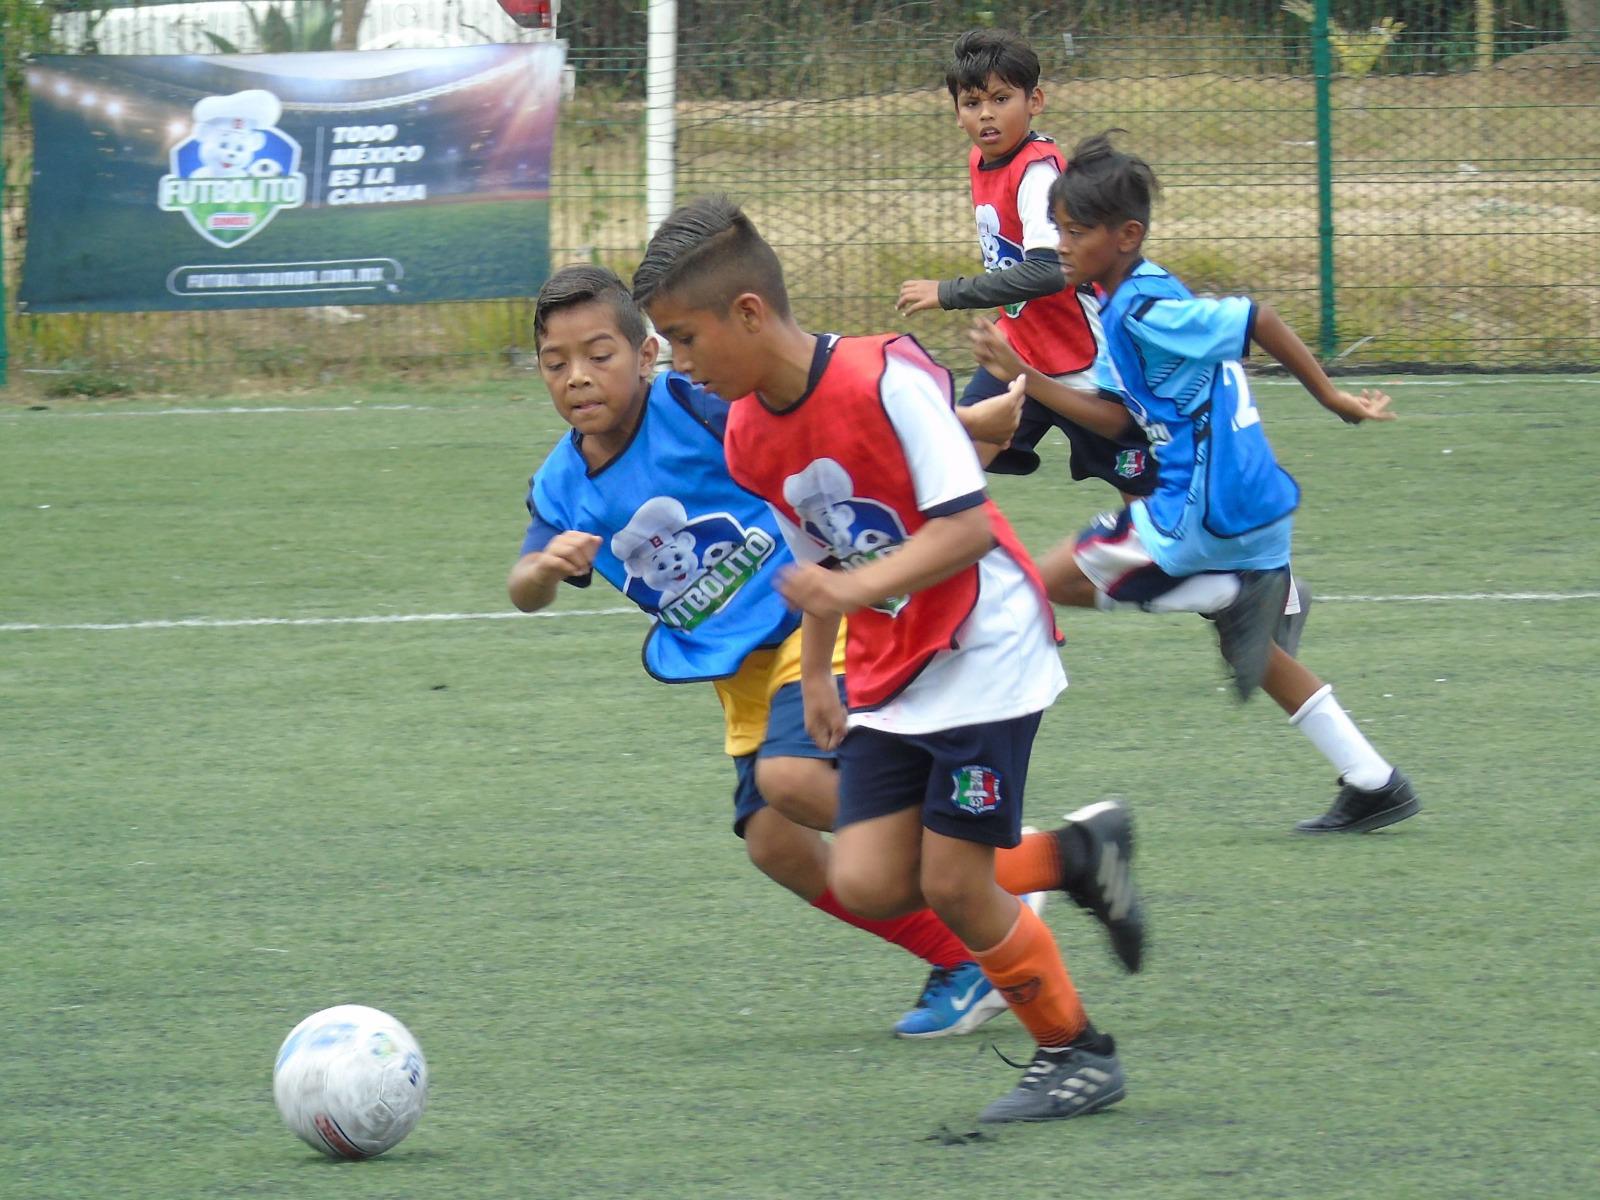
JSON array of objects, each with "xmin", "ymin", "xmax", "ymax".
[{"xmin": 5, "ymin": 0, "xmax": 1598, "ymax": 382}]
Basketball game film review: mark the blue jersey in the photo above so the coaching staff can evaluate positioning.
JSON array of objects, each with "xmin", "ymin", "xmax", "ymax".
[
  {"xmin": 525, "ymin": 372, "xmax": 800, "ymax": 683},
  {"xmin": 1099, "ymin": 259, "xmax": 1300, "ymax": 574}
]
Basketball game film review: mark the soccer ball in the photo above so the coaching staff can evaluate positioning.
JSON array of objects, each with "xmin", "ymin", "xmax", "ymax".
[{"xmin": 272, "ymin": 1004, "xmax": 428, "ymax": 1159}]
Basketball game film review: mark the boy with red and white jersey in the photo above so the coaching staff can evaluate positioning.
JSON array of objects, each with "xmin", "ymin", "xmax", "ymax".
[
  {"xmin": 897, "ymin": 28, "xmax": 1158, "ymax": 498},
  {"xmin": 635, "ymin": 194, "xmax": 1142, "ymax": 1125}
]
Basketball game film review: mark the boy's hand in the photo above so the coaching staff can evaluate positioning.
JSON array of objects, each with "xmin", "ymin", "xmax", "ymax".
[
  {"xmin": 896, "ymin": 279, "xmax": 942, "ymax": 316},
  {"xmin": 801, "ymin": 677, "xmax": 848, "ymax": 752},
  {"xmin": 959, "ymin": 376, "xmax": 1026, "ymax": 446},
  {"xmin": 968, "ymin": 317, "xmax": 1026, "ymax": 380},
  {"xmin": 778, "ymin": 562, "xmax": 864, "ymax": 619},
  {"xmin": 1322, "ymin": 387, "xmax": 1396, "ymax": 425},
  {"xmin": 533, "ymin": 531, "xmax": 602, "ymax": 578}
]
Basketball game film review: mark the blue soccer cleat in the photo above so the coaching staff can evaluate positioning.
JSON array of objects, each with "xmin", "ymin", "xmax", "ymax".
[{"xmin": 893, "ymin": 961, "xmax": 1008, "ymax": 1040}]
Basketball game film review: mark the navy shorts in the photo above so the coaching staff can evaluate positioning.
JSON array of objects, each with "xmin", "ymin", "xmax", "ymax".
[
  {"xmin": 834, "ymin": 712, "xmax": 1043, "ymax": 849},
  {"xmin": 960, "ymin": 365, "xmax": 1156, "ymax": 496},
  {"xmin": 729, "ymin": 678, "xmax": 844, "ymax": 837}
]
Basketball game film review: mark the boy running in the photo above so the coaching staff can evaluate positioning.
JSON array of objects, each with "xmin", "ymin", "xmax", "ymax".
[
  {"xmin": 970, "ymin": 132, "xmax": 1419, "ymax": 834},
  {"xmin": 635, "ymin": 197, "xmax": 1139, "ymax": 1123},
  {"xmin": 896, "ymin": 29, "xmax": 1157, "ymax": 499},
  {"xmin": 512, "ymin": 265, "xmax": 1141, "ymax": 1045}
]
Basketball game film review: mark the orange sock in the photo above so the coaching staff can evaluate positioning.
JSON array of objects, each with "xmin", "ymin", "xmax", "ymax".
[
  {"xmin": 970, "ymin": 900, "xmax": 1087, "ymax": 1048},
  {"xmin": 994, "ymin": 828, "xmax": 1062, "ymax": 895}
]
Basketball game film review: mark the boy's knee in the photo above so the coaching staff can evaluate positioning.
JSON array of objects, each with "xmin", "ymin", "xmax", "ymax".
[
  {"xmin": 829, "ymin": 860, "xmax": 920, "ymax": 921},
  {"xmin": 1041, "ymin": 542, "xmax": 1094, "ymax": 606},
  {"xmin": 918, "ymin": 869, "xmax": 988, "ymax": 919},
  {"xmin": 742, "ymin": 810, "xmax": 826, "ymax": 898},
  {"xmin": 753, "ymin": 756, "xmax": 837, "ymax": 831}
]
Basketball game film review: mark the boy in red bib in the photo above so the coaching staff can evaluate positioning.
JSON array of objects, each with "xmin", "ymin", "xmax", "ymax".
[
  {"xmin": 897, "ymin": 29, "xmax": 1157, "ymax": 499},
  {"xmin": 635, "ymin": 195, "xmax": 1141, "ymax": 1124}
]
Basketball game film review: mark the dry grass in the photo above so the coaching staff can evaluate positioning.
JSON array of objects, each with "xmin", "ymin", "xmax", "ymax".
[{"xmin": 7, "ymin": 56, "xmax": 1598, "ymax": 379}]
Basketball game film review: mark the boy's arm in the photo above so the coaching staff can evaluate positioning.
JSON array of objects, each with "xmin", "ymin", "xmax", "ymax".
[
  {"xmin": 953, "ymin": 373, "xmax": 1026, "ymax": 447},
  {"xmin": 900, "ymin": 159, "xmax": 1067, "ymax": 314},
  {"xmin": 780, "ymin": 505, "xmax": 992, "ymax": 618},
  {"xmin": 1250, "ymin": 304, "xmax": 1395, "ymax": 424},
  {"xmin": 898, "ymin": 251, "xmax": 1065, "ymax": 315},
  {"xmin": 968, "ymin": 317, "xmax": 1135, "ymax": 440},
  {"xmin": 507, "ymin": 531, "xmax": 602, "ymax": 612},
  {"xmin": 798, "ymin": 610, "xmax": 847, "ymax": 751}
]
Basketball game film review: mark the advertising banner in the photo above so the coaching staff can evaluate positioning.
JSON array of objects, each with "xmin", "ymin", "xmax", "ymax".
[{"xmin": 20, "ymin": 45, "xmax": 563, "ymax": 312}]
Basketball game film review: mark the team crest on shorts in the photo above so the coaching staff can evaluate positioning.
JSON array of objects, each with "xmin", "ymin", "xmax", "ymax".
[
  {"xmin": 1114, "ymin": 448, "xmax": 1147, "ymax": 479},
  {"xmin": 951, "ymin": 764, "xmax": 1003, "ymax": 816}
]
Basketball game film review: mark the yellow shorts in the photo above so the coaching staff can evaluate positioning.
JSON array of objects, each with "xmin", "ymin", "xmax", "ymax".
[{"xmin": 712, "ymin": 623, "xmax": 848, "ymax": 758}]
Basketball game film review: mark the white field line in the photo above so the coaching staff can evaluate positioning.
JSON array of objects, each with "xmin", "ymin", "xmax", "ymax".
[
  {"xmin": 1253, "ymin": 377, "xmax": 1600, "ymax": 387},
  {"xmin": 2, "ymin": 592, "xmax": 1596, "ymax": 635},
  {"xmin": 1, "ymin": 403, "xmax": 444, "ymax": 419},
  {"xmin": 0, "ymin": 608, "xmax": 638, "ymax": 633},
  {"xmin": 1, "ymin": 377, "xmax": 1594, "ymax": 420}
]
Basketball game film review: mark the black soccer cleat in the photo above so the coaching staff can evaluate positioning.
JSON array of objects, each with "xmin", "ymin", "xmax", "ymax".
[
  {"xmin": 1294, "ymin": 769, "xmax": 1421, "ymax": 833},
  {"xmin": 1214, "ymin": 567, "xmax": 1292, "ymax": 700},
  {"xmin": 978, "ymin": 1034, "xmax": 1127, "ymax": 1123},
  {"xmin": 1275, "ymin": 578, "xmax": 1312, "ymax": 658},
  {"xmin": 1057, "ymin": 798, "xmax": 1146, "ymax": 973}
]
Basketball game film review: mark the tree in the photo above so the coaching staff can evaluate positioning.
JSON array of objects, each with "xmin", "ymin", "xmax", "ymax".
[{"xmin": 337, "ymin": 0, "xmax": 369, "ymax": 51}]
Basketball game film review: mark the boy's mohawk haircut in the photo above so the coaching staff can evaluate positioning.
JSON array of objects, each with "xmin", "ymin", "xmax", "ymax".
[
  {"xmin": 1050, "ymin": 129, "xmax": 1161, "ymax": 230},
  {"xmin": 946, "ymin": 28, "xmax": 1040, "ymax": 100},
  {"xmin": 632, "ymin": 194, "xmax": 790, "ymax": 317},
  {"xmin": 534, "ymin": 263, "xmax": 649, "ymax": 349}
]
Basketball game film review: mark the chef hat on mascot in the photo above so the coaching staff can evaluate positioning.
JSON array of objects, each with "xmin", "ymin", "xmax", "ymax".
[
  {"xmin": 194, "ymin": 89, "xmax": 280, "ymax": 133},
  {"xmin": 611, "ymin": 496, "xmax": 695, "ymax": 575},
  {"xmin": 782, "ymin": 457, "xmax": 854, "ymax": 520}
]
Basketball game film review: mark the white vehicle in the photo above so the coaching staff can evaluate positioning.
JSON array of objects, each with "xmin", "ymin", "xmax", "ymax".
[{"xmin": 272, "ymin": 1004, "xmax": 428, "ymax": 1160}]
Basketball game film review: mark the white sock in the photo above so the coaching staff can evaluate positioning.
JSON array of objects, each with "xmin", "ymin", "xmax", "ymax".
[
  {"xmin": 1145, "ymin": 573, "xmax": 1241, "ymax": 615},
  {"xmin": 1289, "ymin": 685, "xmax": 1392, "ymax": 790}
]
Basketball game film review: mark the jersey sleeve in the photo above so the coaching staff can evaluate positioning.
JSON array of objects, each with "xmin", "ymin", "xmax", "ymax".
[
  {"xmin": 879, "ymin": 354, "xmax": 987, "ymax": 516},
  {"xmin": 520, "ymin": 495, "xmax": 593, "ymax": 587},
  {"xmin": 1016, "ymin": 158, "xmax": 1062, "ymax": 251},
  {"xmin": 1124, "ymin": 295, "xmax": 1257, "ymax": 366}
]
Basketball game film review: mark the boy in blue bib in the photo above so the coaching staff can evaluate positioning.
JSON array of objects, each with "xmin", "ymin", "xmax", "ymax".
[{"xmin": 971, "ymin": 133, "xmax": 1418, "ymax": 835}]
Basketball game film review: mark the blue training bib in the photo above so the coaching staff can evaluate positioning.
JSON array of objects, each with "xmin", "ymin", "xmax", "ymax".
[{"xmin": 530, "ymin": 372, "xmax": 800, "ymax": 683}]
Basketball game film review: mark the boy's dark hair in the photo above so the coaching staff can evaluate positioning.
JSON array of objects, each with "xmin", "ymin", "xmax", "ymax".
[
  {"xmin": 1049, "ymin": 130, "xmax": 1161, "ymax": 230},
  {"xmin": 945, "ymin": 29, "xmax": 1040, "ymax": 100},
  {"xmin": 631, "ymin": 195, "xmax": 790, "ymax": 317},
  {"xmin": 534, "ymin": 264, "xmax": 649, "ymax": 350}
]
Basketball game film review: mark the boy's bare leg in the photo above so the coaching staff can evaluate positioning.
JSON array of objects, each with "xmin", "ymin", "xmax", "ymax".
[
  {"xmin": 1262, "ymin": 643, "xmax": 1325, "ymax": 715},
  {"xmin": 741, "ymin": 807, "xmax": 830, "ymax": 901},
  {"xmin": 829, "ymin": 807, "xmax": 929, "ymax": 921},
  {"xmin": 1038, "ymin": 536, "xmax": 1100, "ymax": 608},
  {"xmin": 753, "ymin": 756, "xmax": 838, "ymax": 832},
  {"xmin": 917, "ymin": 833, "xmax": 1017, "ymax": 951},
  {"xmin": 746, "ymin": 803, "xmax": 1009, "ymax": 1032}
]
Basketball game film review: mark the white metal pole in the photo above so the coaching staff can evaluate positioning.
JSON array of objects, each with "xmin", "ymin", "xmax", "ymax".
[{"xmin": 645, "ymin": 0, "xmax": 678, "ymax": 236}]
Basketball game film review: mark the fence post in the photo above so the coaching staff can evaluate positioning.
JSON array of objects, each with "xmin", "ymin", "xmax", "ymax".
[
  {"xmin": 1312, "ymin": 0, "xmax": 1337, "ymax": 359},
  {"xmin": 645, "ymin": 0, "xmax": 677, "ymax": 236},
  {"xmin": 1, "ymin": 28, "xmax": 8, "ymax": 390}
]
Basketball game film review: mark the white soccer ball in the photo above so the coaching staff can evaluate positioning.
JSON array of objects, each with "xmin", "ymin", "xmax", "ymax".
[{"xmin": 272, "ymin": 1004, "xmax": 428, "ymax": 1159}]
